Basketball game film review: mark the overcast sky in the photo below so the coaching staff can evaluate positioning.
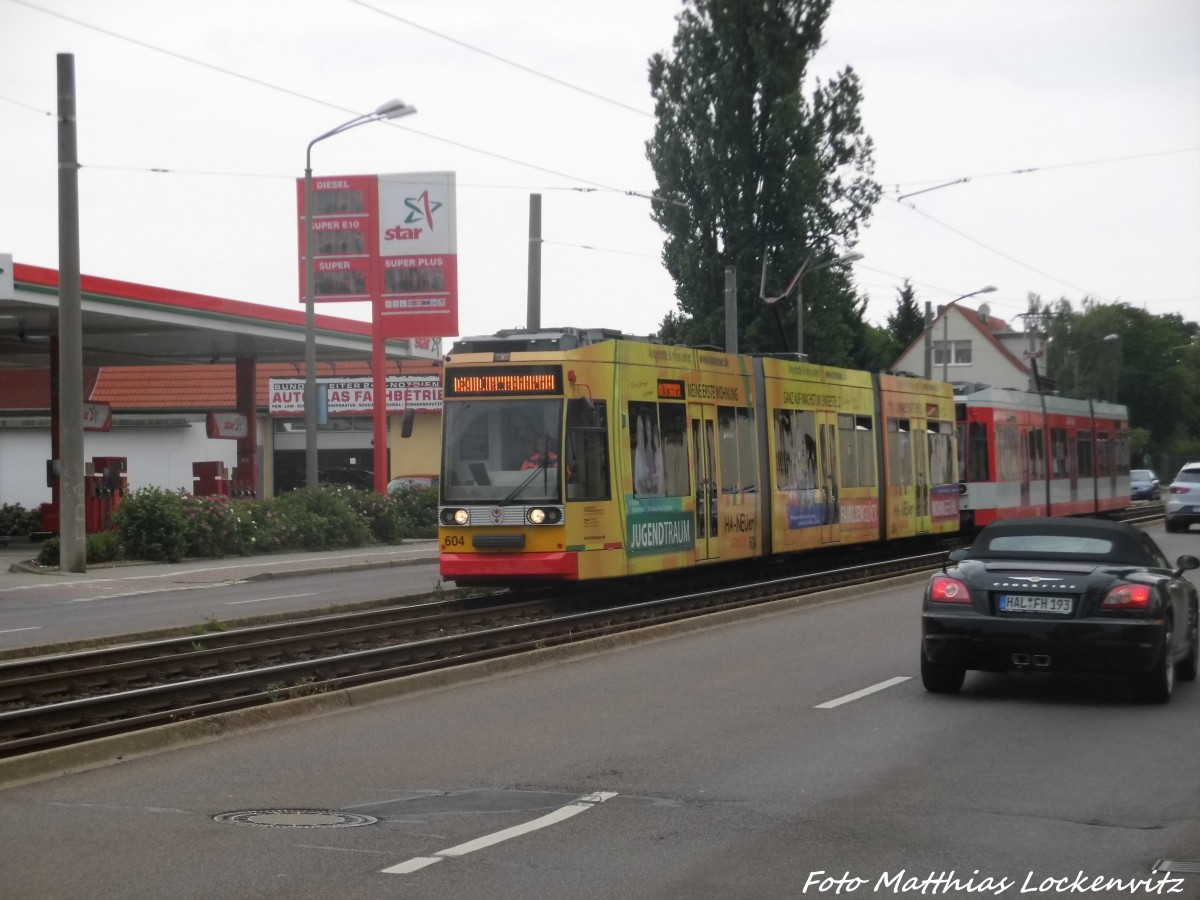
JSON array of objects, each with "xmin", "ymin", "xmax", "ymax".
[{"xmin": 2, "ymin": 0, "xmax": 1197, "ymax": 345}]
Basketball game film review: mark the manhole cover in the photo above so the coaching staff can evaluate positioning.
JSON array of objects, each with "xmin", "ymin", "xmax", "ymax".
[{"xmin": 214, "ymin": 809, "xmax": 377, "ymax": 828}]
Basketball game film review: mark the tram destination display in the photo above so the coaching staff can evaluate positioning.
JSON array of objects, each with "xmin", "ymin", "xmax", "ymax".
[{"xmin": 444, "ymin": 365, "xmax": 563, "ymax": 397}]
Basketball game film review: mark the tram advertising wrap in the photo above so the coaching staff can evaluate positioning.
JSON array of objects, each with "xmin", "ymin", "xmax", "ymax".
[{"xmin": 437, "ymin": 328, "xmax": 1131, "ymax": 586}]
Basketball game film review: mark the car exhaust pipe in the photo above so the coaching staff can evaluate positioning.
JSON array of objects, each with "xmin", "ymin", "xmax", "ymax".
[
  {"xmin": 1033, "ymin": 655, "xmax": 1051, "ymax": 667},
  {"xmin": 1012, "ymin": 653, "xmax": 1031, "ymax": 667}
]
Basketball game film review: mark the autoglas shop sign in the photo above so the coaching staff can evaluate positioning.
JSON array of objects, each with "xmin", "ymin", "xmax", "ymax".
[{"xmin": 269, "ymin": 376, "xmax": 442, "ymax": 415}]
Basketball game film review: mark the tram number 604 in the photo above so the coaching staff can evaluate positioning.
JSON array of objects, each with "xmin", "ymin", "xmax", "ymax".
[{"xmin": 443, "ymin": 535, "xmax": 465, "ymax": 548}]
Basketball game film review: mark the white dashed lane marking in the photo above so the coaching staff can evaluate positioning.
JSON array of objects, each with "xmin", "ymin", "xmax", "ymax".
[
  {"xmin": 382, "ymin": 791, "xmax": 619, "ymax": 875},
  {"xmin": 226, "ymin": 592, "xmax": 317, "ymax": 606},
  {"xmin": 815, "ymin": 676, "xmax": 911, "ymax": 709}
]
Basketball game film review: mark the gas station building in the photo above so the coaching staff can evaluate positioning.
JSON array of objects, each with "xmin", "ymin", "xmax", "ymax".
[{"xmin": 0, "ymin": 260, "xmax": 444, "ymax": 519}]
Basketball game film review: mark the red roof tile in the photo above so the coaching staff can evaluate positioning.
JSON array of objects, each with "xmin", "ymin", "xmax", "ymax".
[
  {"xmin": 0, "ymin": 369, "xmax": 100, "ymax": 411},
  {"xmin": 3, "ymin": 362, "xmax": 439, "ymax": 413}
]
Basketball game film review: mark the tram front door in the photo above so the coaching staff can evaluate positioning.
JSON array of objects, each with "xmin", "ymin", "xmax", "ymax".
[{"xmin": 690, "ymin": 404, "xmax": 719, "ymax": 561}]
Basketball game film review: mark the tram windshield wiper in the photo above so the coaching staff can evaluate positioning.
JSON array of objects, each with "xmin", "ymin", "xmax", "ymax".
[{"xmin": 502, "ymin": 458, "xmax": 552, "ymax": 504}]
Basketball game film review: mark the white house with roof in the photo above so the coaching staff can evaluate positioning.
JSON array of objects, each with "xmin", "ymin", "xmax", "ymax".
[{"xmin": 890, "ymin": 303, "xmax": 1048, "ymax": 392}]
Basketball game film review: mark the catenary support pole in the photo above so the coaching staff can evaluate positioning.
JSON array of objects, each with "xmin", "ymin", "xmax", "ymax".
[{"xmin": 57, "ymin": 53, "xmax": 86, "ymax": 572}]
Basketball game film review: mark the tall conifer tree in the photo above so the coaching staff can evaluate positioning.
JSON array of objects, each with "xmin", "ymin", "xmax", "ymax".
[{"xmin": 646, "ymin": 0, "xmax": 880, "ymax": 361}]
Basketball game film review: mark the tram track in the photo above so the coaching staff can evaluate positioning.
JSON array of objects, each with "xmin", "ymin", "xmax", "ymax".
[
  {"xmin": 0, "ymin": 549, "xmax": 947, "ymax": 757},
  {"xmin": 0, "ymin": 504, "xmax": 1163, "ymax": 759}
]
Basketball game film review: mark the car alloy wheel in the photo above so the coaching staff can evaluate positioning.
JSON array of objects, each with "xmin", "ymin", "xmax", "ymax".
[
  {"xmin": 1176, "ymin": 609, "xmax": 1199, "ymax": 682},
  {"xmin": 920, "ymin": 650, "xmax": 965, "ymax": 694},
  {"xmin": 1133, "ymin": 620, "xmax": 1174, "ymax": 704}
]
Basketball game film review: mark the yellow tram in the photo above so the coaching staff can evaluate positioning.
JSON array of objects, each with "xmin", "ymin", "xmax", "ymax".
[{"xmin": 438, "ymin": 328, "xmax": 958, "ymax": 586}]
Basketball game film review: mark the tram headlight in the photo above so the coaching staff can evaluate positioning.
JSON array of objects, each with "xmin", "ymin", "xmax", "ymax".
[
  {"xmin": 441, "ymin": 508, "xmax": 470, "ymax": 526},
  {"xmin": 528, "ymin": 508, "xmax": 546, "ymax": 525},
  {"xmin": 526, "ymin": 508, "xmax": 562, "ymax": 525}
]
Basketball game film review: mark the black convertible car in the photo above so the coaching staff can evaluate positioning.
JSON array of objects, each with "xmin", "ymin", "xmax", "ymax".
[{"xmin": 921, "ymin": 517, "xmax": 1199, "ymax": 703}]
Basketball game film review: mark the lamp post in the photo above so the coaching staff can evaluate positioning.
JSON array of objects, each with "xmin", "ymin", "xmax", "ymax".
[
  {"xmin": 1070, "ymin": 333, "xmax": 1119, "ymax": 398},
  {"xmin": 940, "ymin": 286, "xmax": 997, "ymax": 382},
  {"xmin": 761, "ymin": 250, "xmax": 863, "ymax": 358},
  {"xmin": 303, "ymin": 99, "xmax": 416, "ymax": 491}
]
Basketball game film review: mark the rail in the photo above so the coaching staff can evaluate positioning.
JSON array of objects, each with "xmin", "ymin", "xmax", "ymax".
[{"xmin": 0, "ymin": 504, "xmax": 1164, "ymax": 758}]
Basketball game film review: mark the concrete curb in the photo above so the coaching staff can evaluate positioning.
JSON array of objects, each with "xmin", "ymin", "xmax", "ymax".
[
  {"xmin": 242, "ymin": 555, "xmax": 436, "ymax": 582},
  {"xmin": 0, "ymin": 570, "xmax": 932, "ymax": 789},
  {"xmin": 7, "ymin": 546, "xmax": 437, "ymax": 580}
]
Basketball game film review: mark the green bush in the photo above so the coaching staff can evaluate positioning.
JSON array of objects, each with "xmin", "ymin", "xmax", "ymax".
[
  {"xmin": 237, "ymin": 497, "xmax": 289, "ymax": 553},
  {"xmin": 87, "ymin": 529, "xmax": 120, "ymax": 563},
  {"xmin": 181, "ymin": 495, "xmax": 260, "ymax": 558},
  {"xmin": 273, "ymin": 487, "xmax": 372, "ymax": 551},
  {"xmin": 388, "ymin": 486, "xmax": 438, "ymax": 539},
  {"xmin": 77, "ymin": 483, "xmax": 432, "ymax": 563},
  {"xmin": 36, "ymin": 536, "xmax": 59, "ymax": 567},
  {"xmin": 339, "ymin": 486, "xmax": 407, "ymax": 544},
  {"xmin": 35, "ymin": 531, "xmax": 120, "ymax": 566},
  {"xmin": 0, "ymin": 502, "xmax": 42, "ymax": 536},
  {"xmin": 113, "ymin": 486, "xmax": 189, "ymax": 562}
]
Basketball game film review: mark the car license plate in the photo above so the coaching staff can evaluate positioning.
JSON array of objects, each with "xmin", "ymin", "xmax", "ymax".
[{"xmin": 998, "ymin": 594, "xmax": 1073, "ymax": 615}]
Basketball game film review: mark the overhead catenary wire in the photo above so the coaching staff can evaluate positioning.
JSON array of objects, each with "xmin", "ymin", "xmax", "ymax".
[
  {"xmin": 348, "ymin": 0, "xmax": 655, "ymax": 118},
  {"xmin": 6, "ymin": 1, "xmax": 687, "ymax": 208},
  {"xmin": 881, "ymin": 146, "xmax": 1200, "ymax": 193},
  {"xmin": 5, "ymin": 0, "xmax": 1194, "ymax": 318}
]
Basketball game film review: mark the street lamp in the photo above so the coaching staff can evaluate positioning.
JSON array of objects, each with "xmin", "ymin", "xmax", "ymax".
[
  {"xmin": 940, "ymin": 286, "xmax": 997, "ymax": 382},
  {"xmin": 1071, "ymin": 333, "xmax": 1119, "ymax": 398},
  {"xmin": 761, "ymin": 250, "xmax": 863, "ymax": 358},
  {"xmin": 304, "ymin": 99, "xmax": 416, "ymax": 491}
]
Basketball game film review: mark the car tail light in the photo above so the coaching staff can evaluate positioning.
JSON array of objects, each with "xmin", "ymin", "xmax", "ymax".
[
  {"xmin": 930, "ymin": 575, "xmax": 971, "ymax": 603},
  {"xmin": 1100, "ymin": 583, "xmax": 1152, "ymax": 610},
  {"xmin": 1170, "ymin": 486, "xmax": 1190, "ymax": 494}
]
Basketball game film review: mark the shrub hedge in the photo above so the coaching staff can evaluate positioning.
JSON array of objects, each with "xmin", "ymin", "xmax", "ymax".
[
  {"xmin": 116, "ymin": 485, "xmax": 435, "ymax": 563},
  {"xmin": 19, "ymin": 485, "xmax": 438, "ymax": 566}
]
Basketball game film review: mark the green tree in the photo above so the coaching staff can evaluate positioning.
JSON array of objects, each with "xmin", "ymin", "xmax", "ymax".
[
  {"xmin": 886, "ymin": 278, "xmax": 925, "ymax": 356},
  {"xmin": 1042, "ymin": 297, "xmax": 1200, "ymax": 458},
  {"xmin": 646, "ymin": 0, "xmax": 880, "ymax": 360}
]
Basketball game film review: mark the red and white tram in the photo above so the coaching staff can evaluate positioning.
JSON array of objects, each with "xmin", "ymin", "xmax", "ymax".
[{"xmin": 957, "ymin": 387, "xmax": 1130, "ymax": 527}]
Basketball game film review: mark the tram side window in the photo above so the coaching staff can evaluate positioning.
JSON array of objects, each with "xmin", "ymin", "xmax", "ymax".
[
  {"xmin": 928, "ymin": 420, "xmax": 955, "ymax": 486},
  {"xmin": 996, "ymin": 423, "xmax": 1020, "ymax": 482},
  {"xmin": 1028, "ymin": 427, "xmax": 1046, "ymax": 480},
  {"xmin": 660, "ymin": 405, "xmax": 689, "ymax": 496},
  {"xmin": 774, "ymin": 409, "xmax": 819, "ymax": 491},
  {"xmin": 1115, "ymin": 431, "xmax": 1130, "ymax": 475},
  {"xmin": 838, "ymin": 415, "xmax": 876, "ymax": 488},
  {"xmin": 717, "ymin": 406, "xmax": 757, "ymax": 494},
  {"xmin": 1076, "ymin": 430, "xmax": 1094, "ymax": 477},
  {"xmin": 966, "ymin": 421, "xmax": 990, "ymax": 482},
  {"xmin": 774, "ymin": 410, "xmax": 793, "ymax": 488},
  {"xmin": 1097, "ymin": 431, "xmax": 1111, "ymax": 477},
  {"xmin": 629, "ymin": 401, "xmax": 688, "ymax": 498},
  {"xmin": 887, "ymin": 418, "xmax": 913, "ymax": 486},
  {"xmin": 566, "ymin": 398, "xmax": 610, "ymax": 502},
  {"xmin": 1050, "ymin": 428, "xmax": 1069, "ymax": 479}
]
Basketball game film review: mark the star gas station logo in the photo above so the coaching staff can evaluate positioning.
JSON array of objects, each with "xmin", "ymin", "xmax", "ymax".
[
  {"xmin": 296, "ymin": 171, "xmax": 458, "ymax": 337},
  {"xmin": 384, "ymin": 190, "xmax": 444, "ymax": 241}
]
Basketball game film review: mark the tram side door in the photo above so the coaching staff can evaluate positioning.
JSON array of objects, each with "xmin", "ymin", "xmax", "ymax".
[
  {"xmin": 817, "ymin": 413, "xmax": 840, "ymax": 544},
  {"xmin": 690, "ymin": 404, "xmax": 719, "ymax": 561},
  {"xmin": 913, "ymin": 419, "xmax": 933, "ymax": 534}
]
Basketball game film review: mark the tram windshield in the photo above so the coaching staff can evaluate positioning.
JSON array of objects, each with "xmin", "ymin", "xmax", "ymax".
[{"xmin": 442, "ymin": 398, "xmax": 564, "ymax": 503}]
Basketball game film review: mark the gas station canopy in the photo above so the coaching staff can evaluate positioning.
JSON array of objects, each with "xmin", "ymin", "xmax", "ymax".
[{"xmin": 0, "ymin": 262, "xmax": 433, "ymax": 370}]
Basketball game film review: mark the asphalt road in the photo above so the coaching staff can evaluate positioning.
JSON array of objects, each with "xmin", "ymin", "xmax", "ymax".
[
  {"xmin": 0, "ymin": 542, "xmax": 443, "ymax": 652},
  {"xmin": 1, "ymin": 525, "xmax": 1197, "ymax": 899}
]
